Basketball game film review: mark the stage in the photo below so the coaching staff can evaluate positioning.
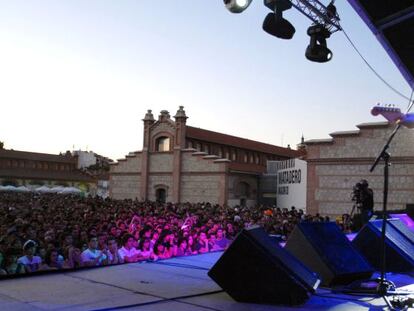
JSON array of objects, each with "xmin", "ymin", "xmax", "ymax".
[{"xmin": 0, "ymin": 252, "xmax": 413, "ymax": 311}]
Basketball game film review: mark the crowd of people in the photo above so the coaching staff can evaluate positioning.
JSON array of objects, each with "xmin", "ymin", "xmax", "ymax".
[{"xmin": 0, "ymin": 192, "xmax": 328, "ymax": 277}]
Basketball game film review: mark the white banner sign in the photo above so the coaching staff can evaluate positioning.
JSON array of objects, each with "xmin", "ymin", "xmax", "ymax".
[{"xmin": 274, "ymin": 159, "xmax": 307, "ymax": 211}]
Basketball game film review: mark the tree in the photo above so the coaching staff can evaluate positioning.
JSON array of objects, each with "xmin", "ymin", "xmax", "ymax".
[{"xmin": 0, "ymin": 141, "xmax": 4, "ymax": 149}]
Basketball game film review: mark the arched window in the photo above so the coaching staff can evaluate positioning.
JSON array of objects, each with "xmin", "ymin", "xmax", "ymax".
[
  {"xmin": 156, "ymin": 137, "xmax": 170, "ymax": 152},
  {"xmin": 237, "ymin": 181, "xmax": 251, "ymax": 198},
  {"xmin": 156, "ymin": 188, "xmax": 167, "ymax": 203}
]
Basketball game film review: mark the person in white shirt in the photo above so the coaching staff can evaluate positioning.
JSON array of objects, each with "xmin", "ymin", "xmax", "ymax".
[
  {"xmin": 118, "ymin": 234, "xmax": 143, "ymax": 263},
  {"xmin": 17, "ymin": 240, "xmax": 42, "ymax": 273},
  {"xmin": 81, "ymin": 236, "xmax": 107, "ymax": 266}
]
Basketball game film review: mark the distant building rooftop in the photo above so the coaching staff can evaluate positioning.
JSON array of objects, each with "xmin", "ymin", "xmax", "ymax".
[
  {"xmin": 0, "ymin": 149, "xmax": 76, "ymax": 163},
  {"xmin": 0, "ymin": 149, "xmax": 94, "ymax": 182},
  {"xmin": 186, "ymin": 126, "xmax": 300, "ymax": 158}
]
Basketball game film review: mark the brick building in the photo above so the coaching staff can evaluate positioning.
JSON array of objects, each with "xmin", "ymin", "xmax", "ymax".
[
  {"xmin": 109, "ymin": 107, "xmax": 299, "ymax": 206},
  {"xmin": 304, "ymin": 122, "xmax": 414, "ymax": 217},
  {"xmin": 0, "ymin": 148, "xmax": 95, "ymax": 191}
]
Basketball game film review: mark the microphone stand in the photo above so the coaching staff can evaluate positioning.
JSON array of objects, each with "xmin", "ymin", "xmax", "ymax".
[
  {"xmin": 369, "ymin": 123, "xmax": 412, "ymax": 310},
  {"xmin": 335, "ymin": 123, "xmax": 412, "ymax": 310}
]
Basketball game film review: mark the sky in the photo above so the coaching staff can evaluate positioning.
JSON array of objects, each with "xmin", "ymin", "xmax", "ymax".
[{"xmin": 0, "ymin": 1, "xmax": 412, "ymax": 161}]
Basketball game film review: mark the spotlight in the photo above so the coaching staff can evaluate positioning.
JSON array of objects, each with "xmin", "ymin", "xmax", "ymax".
[
  {"xmin": 224, "ymin": 0, "xmax": 252, "ymax": 13},
  {"xmin": 263, "ymin": 0, "xmax": 295, "ymax": 40},
  {"xmin": 305, "ymin": 24, "xmax": 332, "ymax": 63}
]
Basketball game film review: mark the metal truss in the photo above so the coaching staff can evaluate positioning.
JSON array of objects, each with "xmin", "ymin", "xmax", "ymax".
[
  {"xmin": 291, "ymin": 0, "xmax": 341, "ymax": 33},
  {"xmin": 265, "ymin": 0, "xmax": 342, "ymax": 33}
]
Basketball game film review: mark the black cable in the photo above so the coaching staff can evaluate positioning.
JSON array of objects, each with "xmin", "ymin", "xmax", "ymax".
[
  {"xmin": 67, "ymin": 263, "xmax": 223, "ymax": 311},
  {"xmin": 405, "ymin": 88, "xmax": 414, "ymax": 113},
  {"xmin": 340, "ymin": 26, "xmax": 413, "ymax": 102},
  {"xmin": 65, "ymin": 274, "xmax": 162, "ymax": 298},
  {"xmin": 91, "ymin": 289, "xmax": 224, "ymax": 311}
]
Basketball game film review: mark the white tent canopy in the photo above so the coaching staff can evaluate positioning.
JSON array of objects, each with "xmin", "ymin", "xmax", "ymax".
[
  {"xmin": 0, "ymin": 185, "xmax": 84, "ymax": 195},
  {"xmin": 59, "ymin": 187, "xmax": 82, "ymax": 194},
  {"xmin": 0, "ymin": 185, "xmax": 18, "ymax": 191},
  {"xmin": 35, "ymin": 186, "xmax": 54, "ymax": 193},
  {"xmin": 50, "ymin": 186, "xmax": 65, "ymax": 193},
  {"xmin": 16, "ymin": 186, "xmax": 30, "ymax": 192}
]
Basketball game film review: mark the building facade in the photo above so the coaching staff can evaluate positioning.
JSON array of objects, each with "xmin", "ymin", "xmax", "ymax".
[
  {"xmin": 72, "ymin": 150, "xmax": 112, "ymax": 197},
  {"xmin": 110, "ymin": 107, "xmax": 299, "ymax": 206},
  {"xmin": 0, "ymin": 148, "xmax": 95, "ymax": 191},
  {"xmin": 304, "ymin": 122, "xmax": 414, "ymax": 217}
]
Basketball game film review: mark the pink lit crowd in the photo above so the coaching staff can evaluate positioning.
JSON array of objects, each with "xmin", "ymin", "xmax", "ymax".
[{"xmin": 0, "ymin": 192, "xmax": 327, "ymax": 277}]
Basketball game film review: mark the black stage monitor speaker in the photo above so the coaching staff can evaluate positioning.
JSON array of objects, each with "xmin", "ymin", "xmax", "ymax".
[
  {"xmin": 208, "ymin": 226, "xmax": 321, "ymax": 306},
  {"xmin": 352, "ymin": 219, "xmax": 414, "ymax": 272},
  {"xmin": 285, "ymin": 222, "xmax": 374, "ymax": 287}
]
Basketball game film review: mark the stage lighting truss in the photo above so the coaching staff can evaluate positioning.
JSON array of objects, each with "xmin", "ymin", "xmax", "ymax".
[
  {"xmin": 224, "ymin": 0, "xmax": 342, "ymax": 62},
  {"xmin": 264, "ymin": 0, "xmax": 341, "ymax": 34},
  {"xmin": 227, "ymin": 0, "xmax": 342, "ymax": 34},
  {"xmin": 287, "ymin": 0, "xmax": 341, "ymax": 34}
]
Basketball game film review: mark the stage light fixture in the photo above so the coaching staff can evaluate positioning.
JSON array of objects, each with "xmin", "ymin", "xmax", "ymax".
[
  {"xmin": 223, "ymin": 0, "xmax": 252, "ymax": 13},
  {"xmin": 262, "ymin": 0, "xmax": 295, "ymax": 40},
  {"xmin": 305, "ymin": 24, "xmax": 332, "ymax": 63}
]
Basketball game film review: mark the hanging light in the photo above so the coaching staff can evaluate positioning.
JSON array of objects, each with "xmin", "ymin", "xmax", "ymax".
[
  {"xmin": 305, "ymin": 24, "xmax": 332, "ymax": 63},
  {"xmin": 263, "ymin": 0, "xmax": 295, "ymax": 40},
  {"xmin": 224, "ymin": 0, "xmax": 253, "ymax": 13}
]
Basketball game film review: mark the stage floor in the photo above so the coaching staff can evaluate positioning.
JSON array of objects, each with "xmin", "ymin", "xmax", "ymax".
[{"xmin": 0, "ymin": 252, "xmax": 413, "ymax": 311}]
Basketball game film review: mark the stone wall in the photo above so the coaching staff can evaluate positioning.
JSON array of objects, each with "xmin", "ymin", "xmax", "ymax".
[
  {"xmin": 109, "ymin": 149, "xmax": 229, "ymax": 202},
  {"xmin": 320, "ymin": 126, "xmax": 414, "ymax": 158},
  {"xmin": 149, "ymin": 153, "xmax": 173, "ymax": 172},
  {"xmin": 179, "ymin": 151, "xmax": 227, "ymax": 204},
  {"xmin": 315, "ymin": 163, "xmax": 414, "ymax": 215},
  {"xmin": 147, "ymin": 174, "xmax": 173, "ymax": 202},
  {"xmin": 181, "ymin": 152, "xmax": 226, "ymax": 173},
  {"xmin": 111, "ymin": 154, "xmax": 142, "ymax": 173},
  {"xmin": 110, "ymin": 154, "xmax": 142, "ymax": 200},
  {"xmin": 306, "ymin": 123, "xmax": 414, "ymax": 217},
  {"xmin": 227, "ymin": 174, "xmax": 258, "ymax": 207},
  {"xmin": 110, "ymin": 174, "xmax": 141, "ymax": 200},
  {"xmin": 180, "ymin": 174, "xmax": 223, "ymax": 204}
]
